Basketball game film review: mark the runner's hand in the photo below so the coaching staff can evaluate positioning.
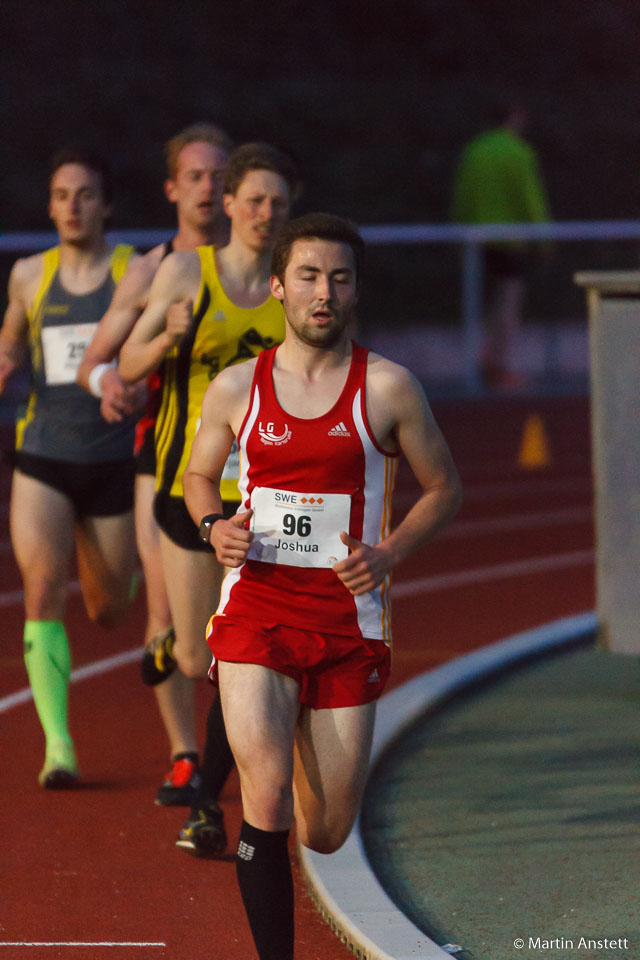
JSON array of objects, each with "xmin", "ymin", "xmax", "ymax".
[
  {"xmin": 333, "ymin": 532, "xmax": 392, "ymax": 595},
  {"xmin": 210, "ymin": 510, "xmax": 254, "ymax": 567},
  {"xmin": 165, "ymin": 299, "xmax": 193, "ymax": 347},
  {"xmin": 100, "ymin": 368, "xmax": 144, "ymax": 423}
]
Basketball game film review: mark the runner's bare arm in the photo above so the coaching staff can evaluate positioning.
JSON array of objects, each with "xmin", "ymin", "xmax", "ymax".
[
  {"xmin": 76, "ymin": 253, "xmax": 150, "ymax": 421},
  {"xmin": 118, "ymin": 252, "xmax": 200, "ymax": 383},
  {"xmin": 0, "ymin": 259, "xmax": 37, "ymax": 394},
  {"xmin": 183, "ymin": 364, "xmax": 255, "ymax": 566},
  {"xmin": 333, "ymin": 359, "xmax": 462, "ymax": 595}
]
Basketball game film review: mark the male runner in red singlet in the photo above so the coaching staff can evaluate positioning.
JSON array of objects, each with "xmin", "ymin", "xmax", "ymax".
[
  {"xmin": 183, "ymin": 213, "xmax": 462, "ymax": 960},
  {"xmin": 77, "ymin": 124, "xmax": 232, "ymax": 806}
]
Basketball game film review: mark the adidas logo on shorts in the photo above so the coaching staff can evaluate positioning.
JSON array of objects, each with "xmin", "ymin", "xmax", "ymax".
[
  {"xmin": 367, "ymin": 668, "xmax": 380, "ymax": 683},
  {"xmin": 328, "ymin": 421, "xmax": 351, "ymax": 437}
]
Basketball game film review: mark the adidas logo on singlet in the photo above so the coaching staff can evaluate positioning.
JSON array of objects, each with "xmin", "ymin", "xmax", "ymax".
[{"xmin": 328, "ymin": 421, "xmax": 351, "ymax": 437}]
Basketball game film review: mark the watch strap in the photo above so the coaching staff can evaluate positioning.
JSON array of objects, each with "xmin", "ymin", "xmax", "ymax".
[{"xmin": 199, "ymin": 512, "xmax": 225, "ymax": 543}]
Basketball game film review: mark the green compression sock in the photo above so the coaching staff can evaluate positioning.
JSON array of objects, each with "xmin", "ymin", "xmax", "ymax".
[
  {"xmin": 24, "ymin": 620, "xmax": 74, "ymax": 757},
  {"xmin": 129, "ymin": 572, "xmax": 139, "ymax": 602}
]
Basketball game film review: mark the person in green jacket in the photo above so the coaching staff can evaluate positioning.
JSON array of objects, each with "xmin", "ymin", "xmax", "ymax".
[{"xmin": 452, "ymin": 104, "xmax": 550, "ymax": 388}]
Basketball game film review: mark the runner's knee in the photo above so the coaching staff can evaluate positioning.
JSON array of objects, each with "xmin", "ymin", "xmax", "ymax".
[
  {"xmin": 84, "ymin": 578, "xmax": 133, "ymax": 627},
  {"xmin": 86, "ymin": 596, "xmax": 126, "ymax": 628},
  {"xmin": 173, "ymin": 642, "xmax": 210, "ymax": 679},
  {"xmin": 23, "ymin": 573, "xmax": 67, "ymax": 621},
  {"xmin": 240, "ymin": 774, "xmax": 293, "ymax": 832},
  {"xmin": 297, "ymin": 815, "xmax": 355, "ymax": 855}
]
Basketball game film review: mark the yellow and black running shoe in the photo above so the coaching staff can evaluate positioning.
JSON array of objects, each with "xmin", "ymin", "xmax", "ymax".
[
  {"xmin": 176, "ymin": 801, "xmax": 227, "ymax": 858},
  {"xmin": 140, "ymin": 626, "xmax": 177, "ymax": 686}
]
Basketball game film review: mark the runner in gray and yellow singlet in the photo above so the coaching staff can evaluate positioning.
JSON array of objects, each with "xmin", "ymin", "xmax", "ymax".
[
  {"xmin": 0, "ymin": 149, "xmax": 139, "ymax": 789},
  {"xmin": 17, "ymin": 242, "xmax": 136, "ymax": 464}
]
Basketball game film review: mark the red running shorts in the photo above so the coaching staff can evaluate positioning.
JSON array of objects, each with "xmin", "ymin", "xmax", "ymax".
[{"xmin": 206, "ymin": 615, "xmax": 390, "ymax": 710}]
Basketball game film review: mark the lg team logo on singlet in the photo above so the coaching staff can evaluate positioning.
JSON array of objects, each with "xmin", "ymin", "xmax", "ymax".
[{"xmin": 258, "ymin": 421, "xmax": 292, "ymax": 446}]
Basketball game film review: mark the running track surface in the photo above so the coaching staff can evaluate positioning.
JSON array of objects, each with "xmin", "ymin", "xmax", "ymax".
[{"xmin": 0, "ymin": 395, "xmax": 594, "ymax": 960}]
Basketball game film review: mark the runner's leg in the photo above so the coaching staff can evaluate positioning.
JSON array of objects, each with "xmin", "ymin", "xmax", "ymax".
[
  {"xmin": 293, "ymin": 700, "xmax": 377, "ymax": 853},
  {"xmin": 10, "ymin": 470, "xmax": 78, "ymax": 781},
  {"xmin": 218, "ymin": 661, "xmax": 300, "ymax": 960},
  {"xmin": 75, "ymin": 509, "xmax": 137, "ymax": 627},
  {"xmin": 158, "ymin": 530, "xmax": 221, "ymax": 679},
  {"xmin": 135, "ymin": 474, "xmax": 197, "ymax": 763}
]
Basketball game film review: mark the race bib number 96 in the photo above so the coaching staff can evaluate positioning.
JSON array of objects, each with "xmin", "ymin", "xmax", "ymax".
[{"xmin": 248, "ymin": 486, "xmax": 351, "ymax": 568}]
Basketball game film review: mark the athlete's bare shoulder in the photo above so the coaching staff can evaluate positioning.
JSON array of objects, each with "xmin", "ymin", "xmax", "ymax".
[
  {"xmin": 215, "ymin": 356, "xmax": 258, "ymax": 396},
  {"xmin": 164, "ymin": 248, "xmax": 200, "ymax": 272},
  {"xmin": 111, "ymin": 244, "xmax": 168, "ymax": 310},
  {"xmin": 365, "ymin": 350, "xmax": 419, "ymax": 396},
  {"xmin": 129, "ymin": 244, "xmax": 164, "ymax": 281},
  {"xmin": 364, "ymin": 349, "xmax": 431, "ymax": 450},
  {"xmin": 201, "ymin": 357, "xmax": 257, "ymax": 433},
  {"xmin": 154, "ymin": 248, "xmax": 200, "ymax": 288},
  {"xmin": 9, "ymin": 252, "xmax": 47, "ymax": 309},
  {"xmin": 142, "ymin": 248, "xmax": 201, "ymax": 308}
]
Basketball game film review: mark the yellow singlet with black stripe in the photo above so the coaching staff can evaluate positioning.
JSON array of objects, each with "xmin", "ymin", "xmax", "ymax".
[{"xmin": 155, "ymin": 245, "xmax": 285, "ymax": 502}]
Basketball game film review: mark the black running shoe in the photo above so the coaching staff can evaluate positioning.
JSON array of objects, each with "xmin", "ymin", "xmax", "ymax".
[
  {"xmin": 176, "ymin": 802, "xmax": 227, "ymax": 858},
  {"xmin": 141, "ymin": 626, "xmax": 177, "ymax": 686},
  {"xmin": 155, "ymin": 754, "xmax": 201, "ymax": 806}
]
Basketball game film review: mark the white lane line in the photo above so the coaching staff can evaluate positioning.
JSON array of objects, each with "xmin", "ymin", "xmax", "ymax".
[
  {"xmin": 0, "ymin": 648, "xmax": 142, "ymax": 714},
  {"xmin": 0, "ymin": 506, "xmax": 593, "ymax": 561},
  {"xmin": 0, "ymin": 475, "xmax": 592, "ymax": 526},
  {"xmin": 0, "ymin": 944, "xmax": 166, "ymax": 948},
  {"xmin": 393, "ymin": 475, "xmax": 591, "ymax": 510},
  {"xmin": 0, "ymin": 550, "xmax": 594, "ymax": 619},
  {"xmin": 0, "ymin": 580, "xmax": 82, "ymax": 608},
  {"xmin": 393, "ymin": 549, "xmax": 593, "ymax": 598},
  {"xmin": 440, "ymin": 505, "xmax": 592, "ymax": 539},
  {"xmin": 0, "ymin": 550, "xmax": 594, "ymax": 710}
]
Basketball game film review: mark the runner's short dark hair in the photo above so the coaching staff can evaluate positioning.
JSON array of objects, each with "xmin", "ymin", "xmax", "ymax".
[
  {"xmin": 49, "ymin": 148, "xmax": 114, "ymax": 205},
  {"xmin": 271, "ymin": 212, "xmax": 364, "ymax": 287},
  {"xmin": 223, "ymin": 142, "xmax": 300, "ymax": 199}
]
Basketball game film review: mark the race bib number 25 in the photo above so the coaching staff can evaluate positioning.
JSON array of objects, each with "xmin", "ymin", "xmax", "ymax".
[
  {"xmin": 248, "ymin": 486, "xmax": 351, "ymax": 568},
  {"xmin": 41, "ymin": 323, "xmax": 97, "ymax": 385}
]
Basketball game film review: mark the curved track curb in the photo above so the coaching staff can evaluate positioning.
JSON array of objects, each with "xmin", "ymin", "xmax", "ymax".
[{"xmin": 298, "ymin": 611, "xmax": 598, "ymax": 960}]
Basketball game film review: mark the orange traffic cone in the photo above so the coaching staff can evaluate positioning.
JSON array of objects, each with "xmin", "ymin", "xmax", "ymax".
[{"xmin": 518, "ymin": 414, "xmax": 551, "ymax": 469}]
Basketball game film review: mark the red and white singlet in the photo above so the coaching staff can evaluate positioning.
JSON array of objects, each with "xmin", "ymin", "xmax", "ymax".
[{"xmin": 215, "ymin": 342, "xmax": 399, "ymax": 642}]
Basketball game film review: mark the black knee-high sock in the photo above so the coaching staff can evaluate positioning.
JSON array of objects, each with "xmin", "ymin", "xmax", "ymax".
[
  {"xmin": 236, "ymin": 820, "xmax": 294, "ymax": 960},
  {"xmin": 194, "ymin": 693, "xmax": 235, "ymax": 807}
]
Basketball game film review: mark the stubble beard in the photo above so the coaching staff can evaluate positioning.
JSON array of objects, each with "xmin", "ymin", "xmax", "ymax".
[{"xmin": 288, "ymin": 309, "xmax": 352, "ymax": 349}]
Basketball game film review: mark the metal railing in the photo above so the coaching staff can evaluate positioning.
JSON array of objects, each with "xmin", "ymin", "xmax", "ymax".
[{"xmin": 2, "ymin": 220, "xmax": 640, "ymax": 392}]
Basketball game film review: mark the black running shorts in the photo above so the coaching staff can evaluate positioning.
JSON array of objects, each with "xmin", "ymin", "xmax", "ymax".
[
  {"xmin": 135, "ymin": 422, "xmax": 156, "ymax": 477},
  {"xmin": 14, "ymin": 450, "xmax": 135, "ymax": 517},
  {"xmin": 153, "ymin": 490, "xmax": 239, "ymax": 552}
]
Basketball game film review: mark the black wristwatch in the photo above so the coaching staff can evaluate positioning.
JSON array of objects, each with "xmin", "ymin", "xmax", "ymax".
[{"xmin": 199, "ymin": 513, "xmax": 225, "ymax": 545}]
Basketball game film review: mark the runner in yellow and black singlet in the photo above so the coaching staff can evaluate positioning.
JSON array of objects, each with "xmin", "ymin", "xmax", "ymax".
[
  {"xmin": 119, "ymin": 142, "xmax": 300, "ymax": 858},
  {"xmin": 154, "ymin": 243, "xmax": 285, "ymax": 546}
]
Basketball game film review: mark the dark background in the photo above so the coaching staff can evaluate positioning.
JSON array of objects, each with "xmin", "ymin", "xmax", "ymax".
[{"xmin": 3, "ymin": 0, "xmax": 640, "ymax": 326}]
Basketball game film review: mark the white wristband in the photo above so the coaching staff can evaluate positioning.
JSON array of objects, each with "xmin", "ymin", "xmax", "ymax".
[{"xmin": 88, "ymin": 361, "xmax": 117, "ymax": 398}]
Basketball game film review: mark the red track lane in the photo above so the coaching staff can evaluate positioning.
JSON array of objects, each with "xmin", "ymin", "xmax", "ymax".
[{"xmin": 0, "ymin": 396, "xmax": 594, "ymax": 960}]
